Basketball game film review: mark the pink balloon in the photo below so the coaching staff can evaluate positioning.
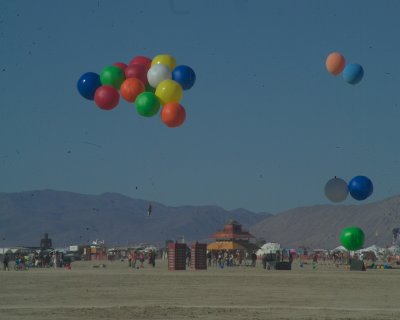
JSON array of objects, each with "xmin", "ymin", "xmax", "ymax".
[
  {"xmin": 113, "ymin": 62, "xmax": 127, "ymax": 71},
  {"xmin": 129, "ymin": 56, "xmax": 152, "ymax": 70},
  {"xmin": 125, "ymin": 64, "xmax": 148, "ymax": 84},
  {"xmin": 94, "ymin": 85, "xmax": 119, "ymax": 110}
]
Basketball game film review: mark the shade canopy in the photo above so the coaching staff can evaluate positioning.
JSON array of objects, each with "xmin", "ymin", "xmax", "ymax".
[{"xmin": 207, "ymin": 241, "xmax": 247, "ymax": 251}]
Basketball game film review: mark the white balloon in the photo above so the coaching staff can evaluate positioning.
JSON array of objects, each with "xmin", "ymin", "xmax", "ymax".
[
  {"xmin": 324, "ymin": 177, "xmax": 348, "ymax": 203},
  {"xmin": 147, "ymin": 64, "xmax": 171, "ymax": 88}
]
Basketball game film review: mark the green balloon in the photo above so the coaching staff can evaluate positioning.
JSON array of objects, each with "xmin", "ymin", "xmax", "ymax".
[
  {"xmin": 340, "ymin": 227, "xmax": 365, "ymax": 251},
  {"xmin": 100, "ymin": 66, "xmax": 125, "ymax": 89},
  {"xmin": 135, "ymin": 92, "xmax": 160, "ymax": 117}
]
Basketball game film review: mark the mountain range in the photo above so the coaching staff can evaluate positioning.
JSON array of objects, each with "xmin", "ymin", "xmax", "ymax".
[
  {"xmin": 0, "ymin": 189, "xmax": 399, "ymax": 249},
  {"xmin": 0, "ymin": 190, "xmax": 267, "ymax": 247}
]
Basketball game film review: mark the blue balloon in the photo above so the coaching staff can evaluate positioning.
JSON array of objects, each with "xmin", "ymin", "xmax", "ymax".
[
  {"xmin": 77, "ymin": 72, "xmax": 101, "ymax": 100},
  {"xmin": 172, "ymin": 65, "xmax": 196, "ymax": 90},
  {"xmin": 342, "ymin": 64, "xmax": 364, "ymax": 85},
  {"xmin": 348, "ymin": 176, "xmax": 373, "ymax": 200}
]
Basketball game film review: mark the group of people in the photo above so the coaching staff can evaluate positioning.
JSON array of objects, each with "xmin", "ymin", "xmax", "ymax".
[
  {"xmin": 127, "ymin": 250, "xmax": 156, "ymax": 269},
  {"xmin": 2, "ymin": 251, "xmax": 69, "ymax": 271},
  {"xmin": 206, "ymin": 250, "xmax": 258, "ymax": 268},
  {"xmin": 2, "ymin": 253, "xmax": 28, "ymax": 271}
]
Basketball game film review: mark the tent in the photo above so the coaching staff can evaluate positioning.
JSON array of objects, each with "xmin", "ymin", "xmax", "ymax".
[
  {"xmin": 358, "ymin": 245, "xmax": 384, "ymax": 254},
  {"xmin": 256, "ymin": 242, "xmax": 281, "ymax": 256},
  {"xmin": 387, "ymin": 245, "xmax": 400, "ymax": 254},
  {"xmin": 331, "ymin": 246, "xmax": 346, "ymax": 252}
]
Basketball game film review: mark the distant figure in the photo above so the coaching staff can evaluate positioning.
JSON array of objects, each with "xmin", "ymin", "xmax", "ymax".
[
  {"xmin": 207, "ymin": 251, "xmax": 212, "ymax": 267},
  {"xmin": 251, "ymin": 252, "xmax": 257, "ymax": 267},
  {"xmin": 276, "ymin": 250, "xmax": 281, "ymax": 263},
  {"xmin": 128, "ymin": 251, "xmax": 133, "ymax": 267},
  {"xmin": 147, "ymin": 204, "xmax": 152, "ymax": 217},
  {"xmin": 148, "ymin": 250, "xmax": 156, "ymax": 267},
  {"xmin": 132, "ymin": 251, "xmax": 138, "ymax": 268},
  {"xmin": 139, "ymin": 252, "xmax": 145, "ymax": 268},
  {"xmin": 53, "ymin": 252, "xmax": 58, "ymax": 268},
  {"xmin": 262, "ymin": 254, "xmax": 267, "ymax": 269},
  {"xmin": 186, "ymin": 249, "xmax": 191, "ymax": 267},
  {"xmin": 3, "ymin": 253, "xmax": 10, "ymax": 271},
  {"xmin": 217, "ymin": 251, "xmax": 223, "ymax": 267}
]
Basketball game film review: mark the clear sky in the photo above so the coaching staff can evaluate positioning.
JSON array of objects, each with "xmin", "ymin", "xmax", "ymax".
[{"xmin": 1, "ymin": 0, "xmax": 400, "ymax": 213}]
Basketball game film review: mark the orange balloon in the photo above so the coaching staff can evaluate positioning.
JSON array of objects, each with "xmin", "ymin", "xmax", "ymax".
[
  {"xmin": 326, "ymin": 52, "xmax": 345, "ymax": 76},
  {"xmin": 120, "ymin": 78, "xmax": 145, "ymax": 102},
  {"xmin": 161, "ymin": 102, "xmax": 186, "ymax": 128}
]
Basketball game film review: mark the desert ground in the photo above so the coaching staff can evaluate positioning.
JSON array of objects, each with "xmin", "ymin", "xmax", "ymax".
[{"xmin": 0, "ymin": 259, "xmax": 399, "ymax": 320}]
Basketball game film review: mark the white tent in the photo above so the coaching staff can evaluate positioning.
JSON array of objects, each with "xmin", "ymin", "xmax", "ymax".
[
  {"xmin": 331, "ymin": 246, "xmax": 346, "ymax": 252},
  {"xmin": 256, "ymin": 242, "xmax": 281, "ymax": 256},
  {"xmin": 358, "ymin": 245, "xmax": 384, "ymax": 254},
  {"xmin": 387, "ymin": 245, "xmax": 400, "ymax": 254}
]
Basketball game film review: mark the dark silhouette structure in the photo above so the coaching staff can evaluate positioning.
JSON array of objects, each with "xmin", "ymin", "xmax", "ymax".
[{"xmin": 40, "ymin": 233, "xmax": 52, "ymax": 250}]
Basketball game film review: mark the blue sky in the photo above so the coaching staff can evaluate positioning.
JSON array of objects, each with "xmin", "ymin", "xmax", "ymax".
[{"xmin": 1, "ymin": 0, "xmax": 400, "ymax": 213}]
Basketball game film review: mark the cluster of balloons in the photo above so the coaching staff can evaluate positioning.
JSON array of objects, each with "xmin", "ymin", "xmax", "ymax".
[
  {"xmin": 77, "ymin": 54, "xmax": 196, "ymax": 128},
  {"xmin": 326, "ymin": 52, "xmax": 364, "ymax": 85},
  {"xmin": 324, "ymin": 175, "xmax": 373, "ymax": 203},
  {"xmin": 340, "ymin": 226, "xmax": 365, "ymax": 251}
]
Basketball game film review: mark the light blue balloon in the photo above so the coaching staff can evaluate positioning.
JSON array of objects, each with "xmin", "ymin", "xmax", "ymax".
[{"xmin": 343, "ymin": 64, "xmax": 364, "ymax": 85}]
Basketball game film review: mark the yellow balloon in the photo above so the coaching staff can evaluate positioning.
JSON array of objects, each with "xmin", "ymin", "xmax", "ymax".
[
  {"xmin": 155, "ymin": 79, "xmax": 183, "ymax": 105},
  {"xmin": 151, "ymin": 54, "xmax": 176, "ymax": 71}
]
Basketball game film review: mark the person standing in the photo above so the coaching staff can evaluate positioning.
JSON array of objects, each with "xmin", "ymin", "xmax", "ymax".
[
  {"xmin": 3, "ymin": 253, "xmax": 9, "ymax": 271},
  {"xmin": 53, "ymin": 252, "xmax": 58, "ymax": 269},
  {"xmin": 262, "ymin": 254, "xmax": 267, "ymax": 269},
  {"xmin": 207, "ymin": 250, "xmax": 212, "ymax": 267},
  {"xmin": 132, "ymin": 251, "xmax": 138, "ymax": 268},
  {"xmin": 139, "ymin": 252, "xmax": 145, "ymax": 268},
  {"xmin": 148, "ymin": 250, "xmax": 156, "ymax": 267},
  {"xmin": 128, "ymin": 251, "xmax": 132, "ymax": 267},
  {"xmin": 251, "ymin": 251, "xmax": 257, "ymax": 267}
]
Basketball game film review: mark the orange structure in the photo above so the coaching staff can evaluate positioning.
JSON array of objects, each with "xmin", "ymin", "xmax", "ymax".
[
  {"xmin": 83, "ymin": 242, "xmax": 107, "ymax": 260},
  {"xmin": 208, "ymin": 220, "xmax": 258, "ymax": 252}
]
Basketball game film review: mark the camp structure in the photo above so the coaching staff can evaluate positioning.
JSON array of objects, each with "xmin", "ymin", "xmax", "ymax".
[
  {"xmin": 207, "ymin": 220, "xmax": 258, "ymax": 253},
  {"xmin": 83, "ymin": 239, "xmax": 107, "ymax": 261}
]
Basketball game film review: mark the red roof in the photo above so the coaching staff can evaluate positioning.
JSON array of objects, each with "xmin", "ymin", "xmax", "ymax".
[{"xmin": 210, "ymin": 220, "xmax": 255, "ymax": 240}]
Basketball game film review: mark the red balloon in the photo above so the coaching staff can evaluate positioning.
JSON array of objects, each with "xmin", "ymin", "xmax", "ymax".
[
  {"xmin": 161, "ymin": 102, "xmax": 186, "ymax": 127},
  {"xmin": 120, "ymin": 78, "xmax": 145, "ymax": 103},
  {"xmin": 113, "ymin": 62, "xmax": 128, "ymax": 71},
  {"xmin": 94, "ymin": 85, "xmax": 120, "ymax": 110},
  {"xmin": 129, "ymin": 56, "xmax": 152, "ymax": 70},
  {"xmin": 125, "ymin": 64, "xmax": 148, "ymax": 84}
]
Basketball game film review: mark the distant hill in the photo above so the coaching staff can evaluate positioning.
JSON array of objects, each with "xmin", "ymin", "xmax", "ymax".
[
  {"xmin": 250, "ymin": 195, "xmax": 400, "ymax": 249},
  {"xmin": 0, "ymin": 190, "xmax": 268, "ymax": 247},
  {"xmin": 1, "ymin": 190, "xmax": 400, "ymax": 249}
]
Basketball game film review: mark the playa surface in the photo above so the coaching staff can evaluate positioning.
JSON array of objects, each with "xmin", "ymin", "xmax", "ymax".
[{"xmin": 0, "ymin": 260, "xmax": 399, "ymax": 320}]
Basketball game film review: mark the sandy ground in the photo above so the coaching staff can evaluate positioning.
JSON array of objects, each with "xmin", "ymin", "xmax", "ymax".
[{"xmin": 0, "ymin": 260, "xmax": 399, "ymax": 320}]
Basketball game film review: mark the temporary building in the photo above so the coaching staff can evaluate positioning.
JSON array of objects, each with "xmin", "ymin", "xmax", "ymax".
[
  {"xmin": 256, "ymin": 242, "xmax": 281, "ymax": 256},
  {"xmin": 387, "ymin": 245, "xmax": 400, "ymax": 254},
  {"xmin": 331, "ymin": 246, "xmax": 347, "ymax": 252}
]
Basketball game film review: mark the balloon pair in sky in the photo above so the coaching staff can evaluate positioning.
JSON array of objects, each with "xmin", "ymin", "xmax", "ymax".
[
  {"xmin": 325, "ymin": 176, "xmax": 373, "ymax": 203},
  {"xmin": 326, "ymin": 52, "xmax": 364, "ymax": 85},
  {"xmin": 76, "ymin": 54, "xmax": 196, "ymax": 128}
]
